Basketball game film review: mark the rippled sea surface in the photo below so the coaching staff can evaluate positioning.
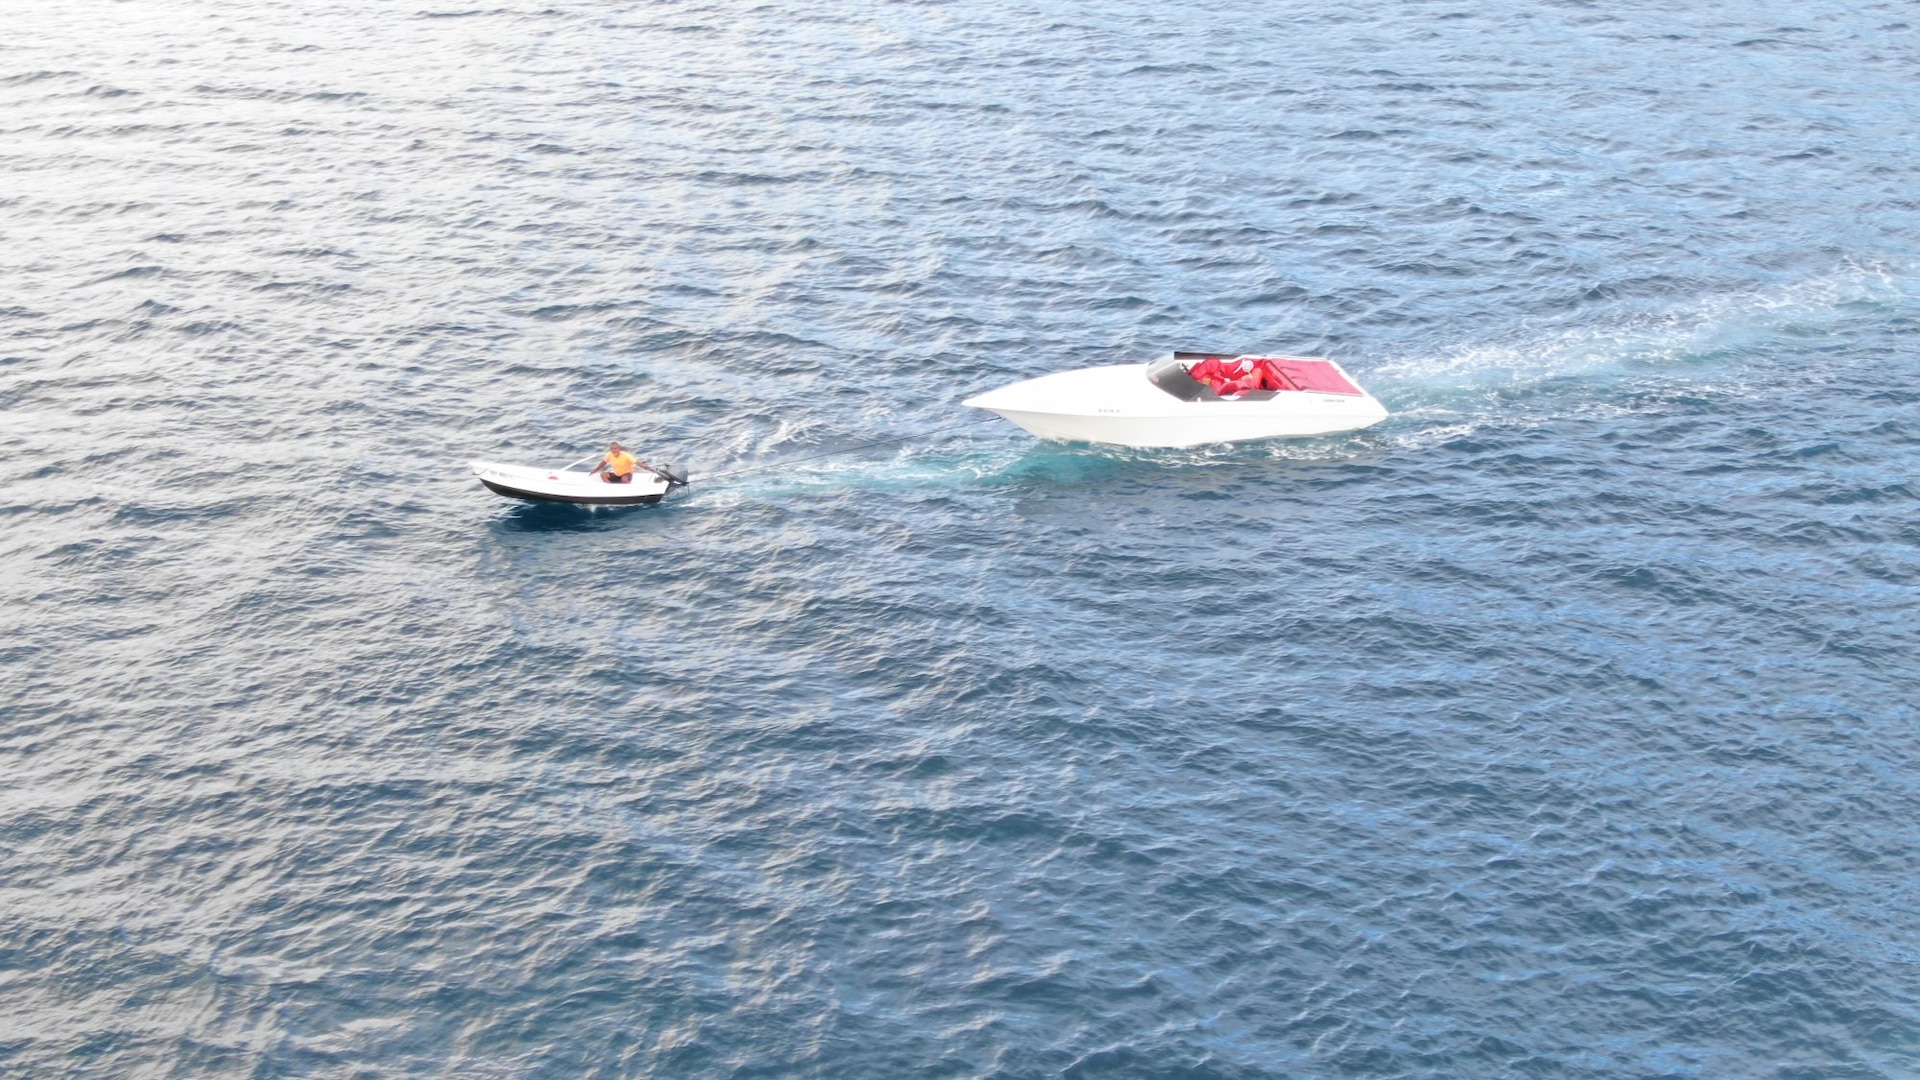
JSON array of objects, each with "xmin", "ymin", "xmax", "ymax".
[{"xmin": 5, "ymin": 1, "xmax": 1920, "ymax": 1076}]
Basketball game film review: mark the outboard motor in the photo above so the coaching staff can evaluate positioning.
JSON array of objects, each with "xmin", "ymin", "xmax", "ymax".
[{"xmin": 652, "ymin": 463, "xmax": 690, "ymax": 488}]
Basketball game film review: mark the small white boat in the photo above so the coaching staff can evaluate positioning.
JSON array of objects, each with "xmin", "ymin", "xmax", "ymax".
[
  {"xmin": 470, "ymin": 455, "xmax": 688, "ymax": 505},
  {"xmin": 963, "ymin": 352, "xmax": 1389, "ymax": 448}
]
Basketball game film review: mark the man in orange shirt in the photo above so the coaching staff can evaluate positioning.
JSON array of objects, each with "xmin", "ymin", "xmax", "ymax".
[{"xmin": 591, "ymin": 441, "xmax": 643, "ymax": 484}]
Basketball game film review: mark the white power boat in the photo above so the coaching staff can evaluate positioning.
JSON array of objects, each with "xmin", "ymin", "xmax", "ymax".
[
  {"xmin": 470, "ymin": 454, "xmax": 688, "ymax": 505},
  {"xmin": 963, "ymin": 352, "xmax": 1389, "ymax": 448}
]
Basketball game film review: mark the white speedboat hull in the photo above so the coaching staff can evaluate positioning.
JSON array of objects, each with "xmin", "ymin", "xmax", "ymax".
[
  {"xmin": 963, "ymin": 355, "xmax": 1389, "ymax": 449},
  {"xmin": 471, "ymin": 460, "xmax": 676, "ymax": 505}
]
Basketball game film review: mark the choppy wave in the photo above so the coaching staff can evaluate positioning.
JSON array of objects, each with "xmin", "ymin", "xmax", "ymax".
[{"xmin": 4, "ymin": 1, "xmax": 1919, "ymax": 1078}]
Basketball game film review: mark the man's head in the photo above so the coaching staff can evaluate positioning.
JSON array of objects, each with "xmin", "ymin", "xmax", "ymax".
[{"xmin": 609, "ymin": 441, "xmax": 623, "ymax": 452}]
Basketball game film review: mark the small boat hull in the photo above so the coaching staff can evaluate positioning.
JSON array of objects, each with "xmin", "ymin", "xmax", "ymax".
[
  {"xmin": 471, "ymin": 460, "xmax": 677, "ymax": 506},
  {"xmin": 477, "ymin": 477, "xmax": 666, "ymax": 505},
  {"xmin": 964, "ymin": 356, "xmax": 1389, "ymax": 449}
]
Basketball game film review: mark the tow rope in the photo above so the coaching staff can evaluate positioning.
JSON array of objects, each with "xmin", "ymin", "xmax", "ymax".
[{"xmin": 690, "ymin": 417, "xmax": 999, "ymax": 484}]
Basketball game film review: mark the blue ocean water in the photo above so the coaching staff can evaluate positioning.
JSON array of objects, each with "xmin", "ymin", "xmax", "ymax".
[{"xmin": 4, "ymin": 0, "xmax": 1919, "ymax": 1075}]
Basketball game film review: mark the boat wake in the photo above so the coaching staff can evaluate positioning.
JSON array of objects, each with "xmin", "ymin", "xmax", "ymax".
[{"xmin": 1362, "ymin": 262, "xmax": 1916, "ymax": 445}]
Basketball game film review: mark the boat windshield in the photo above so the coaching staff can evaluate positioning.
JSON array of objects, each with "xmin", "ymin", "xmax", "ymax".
[{"xmin": 1147, "ymin": 355, "xmax": 1214, "ymax": 400}]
